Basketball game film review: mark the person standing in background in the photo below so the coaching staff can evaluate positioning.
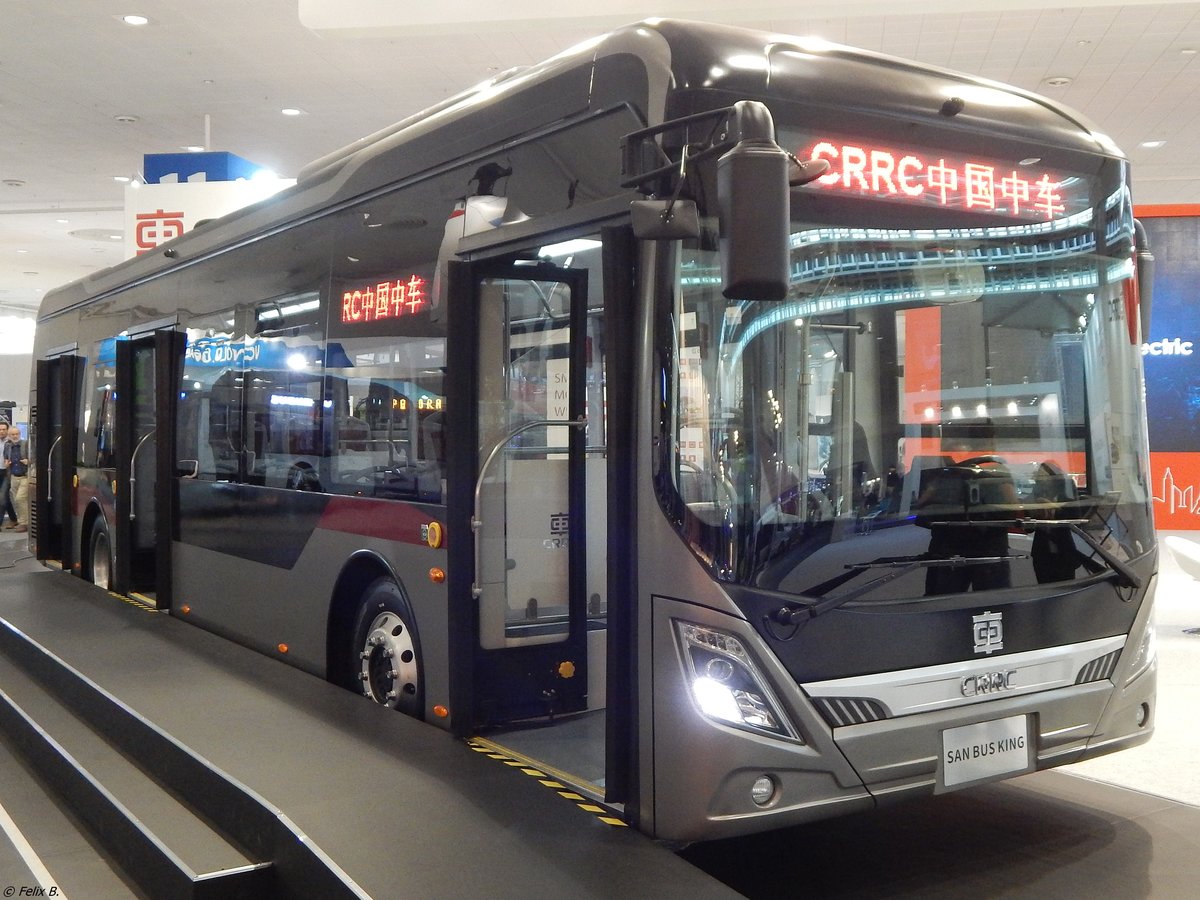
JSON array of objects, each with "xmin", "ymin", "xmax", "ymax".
[
  {"xmin": 0, "ymin": 419, "xmax": 18, "ymax": 529},
  {"xmin": 3, "ymin": 424, "xmax": 29, "ymax": 533}
]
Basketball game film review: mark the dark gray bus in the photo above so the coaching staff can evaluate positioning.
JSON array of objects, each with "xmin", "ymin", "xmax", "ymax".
[{"xmin": 30, "ymin": 19, "xmax": 1157, "ymax": 840}]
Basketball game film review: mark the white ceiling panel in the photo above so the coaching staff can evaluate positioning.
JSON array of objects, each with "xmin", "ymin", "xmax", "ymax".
[{"xmin": 2, "ymin": 0, "xmax": 1199, "ymax": 313}]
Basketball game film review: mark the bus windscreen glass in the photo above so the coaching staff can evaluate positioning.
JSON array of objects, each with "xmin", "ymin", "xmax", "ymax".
[{"xmin": 661, "ymin": 129, "xmax": 1153, "ymax": 602}]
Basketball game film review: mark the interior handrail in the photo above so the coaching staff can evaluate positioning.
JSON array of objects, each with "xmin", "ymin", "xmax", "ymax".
[{"xmin": 471, "ymin": 415, "xmax": 586, "ymax": 599}]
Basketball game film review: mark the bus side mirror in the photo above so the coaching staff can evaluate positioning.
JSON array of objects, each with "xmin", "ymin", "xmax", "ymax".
[
  {"xmin": 717, "ymin": 101, "xmax": 791, "ymax": 301},
  {"xmin": 1134, "ymin": 218, "xmax": 1154, "ymax": 341}
]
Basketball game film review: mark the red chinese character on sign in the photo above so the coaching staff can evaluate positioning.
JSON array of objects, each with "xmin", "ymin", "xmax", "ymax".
[
  {"xmin": 134, "ymin": 209, "xmax": 185, "ymax": 254},
  {"xmin": 963, "ymin": 164, "xmax": 996, "ymax": 210},
  {"xmin": 1034, "ymin": 175, "xmax": 1065, "ymax": 219},
  {"xmin": 385, "ymin": 280, "xmax": 406, "ymax": 318},
  {"xmin": 999, "ymin": 172, "xmax": 1031, "ymax": 215},
  {"xmin": 359, "ymin": 285, "xmax": 376, "ymax": 321},
  {"xmin": 405, "ymin": 275, "xmax": 426, "ymax": 314},
  {"xmin": 926, "ymin": 160, "xmax": 959, "ymax": 205},
  {"xmin": 374, "ymin": 283, "xmax": 389, "ymax": 319}
]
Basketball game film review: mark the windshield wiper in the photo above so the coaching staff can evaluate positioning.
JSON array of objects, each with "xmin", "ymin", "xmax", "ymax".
[
  {"xmin": 770, "ymin": 519, "xmax": 1141, "ymax": 634},
  {"xmin": 925, "ymin": 518, "xmax": 1141, "ymax": 589},
  {"xmin": 774, "ymin": 552, "xmax": 1030, "ymax": 627}
]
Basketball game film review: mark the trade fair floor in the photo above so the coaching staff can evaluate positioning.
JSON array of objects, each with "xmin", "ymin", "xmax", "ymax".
[{"xmin": 1, "ymin": 528, "xmax": 1198, "ymax": 899}]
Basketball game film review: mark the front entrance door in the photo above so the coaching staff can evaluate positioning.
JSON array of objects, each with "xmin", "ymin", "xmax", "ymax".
[{"xmin": 452, "ymin": 258, "xmax": 594, "ymax": 727}]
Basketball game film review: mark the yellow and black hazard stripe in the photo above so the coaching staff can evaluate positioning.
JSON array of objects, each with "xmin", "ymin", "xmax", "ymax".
[
  {"xmin": 467, "ymin": 737, "xmax": 627, "ymax": 827},
  {"xmin": 115, "ymin": 591, "xmax": 158, "ymax": 613}
]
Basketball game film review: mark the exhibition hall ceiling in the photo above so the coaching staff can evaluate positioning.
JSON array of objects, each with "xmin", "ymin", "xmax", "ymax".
[{"xmin": 2, "ymin": 0, "xmax": 1199, "ymax": 313}]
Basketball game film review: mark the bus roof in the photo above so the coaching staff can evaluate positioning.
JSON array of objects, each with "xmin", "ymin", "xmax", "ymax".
[{"xmin": 39, "ymin": 18, "xmax": 1120, "ymax": 321}]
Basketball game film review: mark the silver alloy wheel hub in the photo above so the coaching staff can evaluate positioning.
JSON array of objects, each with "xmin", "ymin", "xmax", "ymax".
[
  {"xmin": 92, "ymin": 532, "xmax": 111, "ymax": 590},
  {"xmin": 358, "ymin": 610, "xmax": 419, "ymax": 713}
]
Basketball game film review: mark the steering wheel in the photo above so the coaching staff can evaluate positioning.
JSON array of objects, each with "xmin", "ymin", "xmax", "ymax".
[
  {"xmin": 286, "ymin": 464, "xmax": 323, "ymax": 491},
  {"xmin": 957, "ymin": 455, "xmax": 1008, "ymax": 468}
]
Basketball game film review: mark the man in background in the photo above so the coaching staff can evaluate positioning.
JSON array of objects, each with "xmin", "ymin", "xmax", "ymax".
[
  {"xmin": 2, "ymin": 422, "xmax": 29, "ymax": 533},
  {"xmin": 0, "ymin": 419, "xmax": 18, "ymax": 529}
]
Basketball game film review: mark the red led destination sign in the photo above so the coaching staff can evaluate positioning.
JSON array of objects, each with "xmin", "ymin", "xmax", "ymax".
[
  {"xmin": 341, "ymin": 275, "xmax": 427, "ymax": 324},
  {"xmin": 798, "ymin": 137, "xmax": 1087, "ymax": 221}
]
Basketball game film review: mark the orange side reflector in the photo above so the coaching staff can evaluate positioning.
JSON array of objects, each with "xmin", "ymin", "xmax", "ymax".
[
  {"xmin": 429, "ymin": 567, "xmax": 446, "ymax": 583},
  {"xmin": 277, "ymin": 643, "xmax": 289, "ymax": 654},
  {"xmin": 433, "ymin": 705, "xmax": 449, "ymax": 718},
  {"xmin": 180, "ymin": 605, "xmax": 191, "ymax": 615}
]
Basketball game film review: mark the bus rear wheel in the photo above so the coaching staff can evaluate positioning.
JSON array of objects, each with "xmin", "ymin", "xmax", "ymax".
[
  {"xmin": 88, "ymin": 519, "xmax": 112, "ymax": 590},
  {"xmin": 350, "ymin": 578, "xmax": 423, "ymax": 717}
]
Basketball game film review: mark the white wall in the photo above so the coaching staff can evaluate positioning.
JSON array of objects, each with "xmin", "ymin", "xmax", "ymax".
[
  {"xmin": 0, "ymin": 312, "xmax": 36, "ymax": 422},
  {"xmin": 0, "ymin": 352, "xmax": 32, "ymax": 420}
]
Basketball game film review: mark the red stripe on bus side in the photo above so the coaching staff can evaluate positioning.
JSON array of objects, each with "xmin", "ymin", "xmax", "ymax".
[{"xmin": 316, "ymin": 496, "xmax": 442, "ymax": 547}]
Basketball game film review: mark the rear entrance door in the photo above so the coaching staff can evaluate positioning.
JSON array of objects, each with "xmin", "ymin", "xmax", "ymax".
[
  {"xmin": 34, "ymin": 353, "xmax": 82, "ymax": 570},
  {"xmin": 114, "ymin": 329, "xmax": 184, "ymax": 606}
]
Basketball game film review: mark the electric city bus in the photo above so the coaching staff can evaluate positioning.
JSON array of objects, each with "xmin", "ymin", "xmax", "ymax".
[{"xmin": 29, "ymin": 19, "xmax": 1158, "ymax": 841}]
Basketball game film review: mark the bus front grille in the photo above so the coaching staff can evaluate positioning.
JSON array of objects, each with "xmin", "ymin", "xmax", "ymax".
[
  {"xmin": 1075, "ymin": 649, "xmax": 1121, "ymax": 684},
  {"xmin": 811, "ymin": 697, "xmax": 890, "ymax": 727}
]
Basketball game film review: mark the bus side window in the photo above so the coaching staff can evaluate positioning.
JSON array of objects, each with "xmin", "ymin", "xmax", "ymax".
[{"xmin": 328, "ymin": 344, "xmax": 446, "ymax": 504}]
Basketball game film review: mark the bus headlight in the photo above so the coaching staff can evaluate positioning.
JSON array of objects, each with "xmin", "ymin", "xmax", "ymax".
[
  {"xmin": 674, "ymin": 620, "xmax": 800, "ymax": 740},
  {"xmin": 1124, "ymin": 623, "xmax": 1156, "ymax": 686}
]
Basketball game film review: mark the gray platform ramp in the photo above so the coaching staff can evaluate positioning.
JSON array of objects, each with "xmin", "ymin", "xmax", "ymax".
[{"xmin": 0, "ymin": 567, "xmax": 736, "ymax": 899}]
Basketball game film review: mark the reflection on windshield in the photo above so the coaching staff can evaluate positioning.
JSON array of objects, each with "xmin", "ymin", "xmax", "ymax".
[{"xmin": 662, "ymin": 211, "xmax": 1153, "ymax": 602}]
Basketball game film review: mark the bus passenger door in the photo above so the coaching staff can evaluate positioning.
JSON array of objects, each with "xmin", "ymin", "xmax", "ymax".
[
  {"xmin": 450, "ymin": 258, "xmax": 592, "ymax": 727},
  {"xmin": 34, "ymin": 353, "xmax": 82, "ymax": 570},
  {"xmin": 114, "ymin": 329, "xmax": 184, "ymax": 606}
]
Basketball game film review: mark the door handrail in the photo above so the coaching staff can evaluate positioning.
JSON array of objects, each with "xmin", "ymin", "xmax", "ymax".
[
  {"xmin": 128, "ymin": 428, "xmax": 156, "ymax": 521},
  {"xmin": 471, "ymin": 415, "xmax": 586, "ymax": 599},
  {"xmin": 46, "ymin": 435, "xmax": 64, "ymax": 502}
]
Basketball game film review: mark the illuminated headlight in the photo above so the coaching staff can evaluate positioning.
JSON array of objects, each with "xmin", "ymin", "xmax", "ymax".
[
  {"xmin": 674, "ymin": 620, "xmax": 800, "ymax": 740},
  {"xmin": 1124, "ymin": 623, "xmax": 1156, "ymax": 686}
]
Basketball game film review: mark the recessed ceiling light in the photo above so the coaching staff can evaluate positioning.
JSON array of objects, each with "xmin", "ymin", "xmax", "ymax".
[
  {"xmin": 113, "ymin": 175, "xmax": 132, "ymax": 183},
  {"xmin": 70, "ymin": 229, "xmax": 126, "ymax": 242},
  {"xmin": 1018, "ymin": 157, "xmax": 1042, "ymax": 166},
  {"xmin": 182, "ymin": 145, "xmax": 206, "ymax": 152},
  {"xmin": 122, "ymin": 15, "xmax": 149, "ymax": 26},
  {"xmin": 281, "ymin": 107, "xmax": 307, "ymax": 117},
  {"xmin": 56, "ymin": 218, "xmax": 69, "ymax": 224},
  {"xmin": 1043, "ymin": 76, "xmax": 1072, "ymax": 87},
  {"xmin": 1182, "ymin": 48, "xmax": 1198, "ymax": 56},
  {"xmin": 1140, "ymin": 140, "xmax": 1167, "ymax": 149},
  {"xmin": 114, "ymin": 114, "xmax": 140, "ymax": 124}
]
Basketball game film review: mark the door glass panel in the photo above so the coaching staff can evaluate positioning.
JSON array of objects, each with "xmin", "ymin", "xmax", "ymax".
[
  {"xmin": 178, "ymin": 309, "xmax": 242, "ymax": 482},
  {"xmin": 477, "ymin": 274, "xmax": 576, "ymax": 649},
  {"xmin": 130, "ymin": 342, "xmax": 158, "ymax": 547}
]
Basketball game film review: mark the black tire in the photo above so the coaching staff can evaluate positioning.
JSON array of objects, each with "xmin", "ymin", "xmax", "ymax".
[
  {"xmin": 349, "ymin": 577, "xmax": 423, "ymax": 717},
  {"xmin": 88, "ymin": 518, "xmax": 112, "ymax": 590}
]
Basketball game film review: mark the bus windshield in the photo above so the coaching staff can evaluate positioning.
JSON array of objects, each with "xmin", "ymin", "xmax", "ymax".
[{"xmin": 659, "ymin": 133, "xmax": 1154, "ymax": 602}]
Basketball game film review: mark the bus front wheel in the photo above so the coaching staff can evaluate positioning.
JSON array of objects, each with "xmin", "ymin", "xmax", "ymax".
[
  {"xmin": 88, "ymin": 519, "xmax": 112, "ymax": 590},
  {"xmin": 350, "ymin": 577, "xmax": 423, "ymax": 717}
]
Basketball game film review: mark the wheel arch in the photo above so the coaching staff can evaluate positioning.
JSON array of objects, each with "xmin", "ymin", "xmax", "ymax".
[{"xmin": 325, "ymin": 550, "xmax": 420, "ymax": 687}]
